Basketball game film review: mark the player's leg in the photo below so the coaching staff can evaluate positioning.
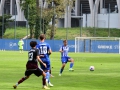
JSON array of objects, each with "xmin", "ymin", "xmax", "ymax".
[
  {"xmin": 40, "ymin": 62, "xmax": 47, "ymax": 87},
  {"xmin": 19, "ymin": 49, "xmax": 21, "ymax": 53},
  {"xmin": 45, "ymin": 62, "xmax": 53, "ymax": 87},
  {"xmin": 34, "ymin": 68, "xmax": 50, "ymax": 89},
  {"xmin": 19, "ymin": 46, "xmax": 22, "ymax": 53},
  {"xmin": 46, "ymin": 71, "xmax": 53, "ymax": 87},
  {"xmin": 45, "ymin": 70, "xmax": 50, "ymax": 86},
  {"xmin": 13, "ymin": 76, "xmax": 29, "ymax": 89},
  {"xmin": 68, "ymin": 57, "xmax": 74, "ymax": 71},
  {"xmin": 59, "ymin": 63, "xmax": 66, "ymax": 76},
  {"xmin": 21, "ymin": 46, "xmax": 23, "ymax": 53},
  {"xmin": 59, "ymin": 57, "xmax": 67, "ymax": 76},
  {"xmin": 40, "ymin": 62, "xmax": 53, "ymax": 87},
  {"xmin": 13, "ymin": 70, "xmax": 31, "ymax": 89}
]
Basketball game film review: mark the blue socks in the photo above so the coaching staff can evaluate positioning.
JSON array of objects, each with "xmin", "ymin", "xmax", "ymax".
[
  {"xmin": 60, "ymin": 63, "xmax": 74, "ymax": 74},
  {"xmin": 70, "ymin": 63, "xmax": 74, "ymax": 68},
  {"xmin": 46, "ymin": 72, "xmax": 50, "ymax": 82},
  {"xmin": 60, "ymin": 68, "xmax": 64, "ymax": 74}
]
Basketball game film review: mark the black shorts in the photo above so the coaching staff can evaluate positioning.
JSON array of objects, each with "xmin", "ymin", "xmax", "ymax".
[{"xmin": 25, "ymin": 68, "xmax": 43, "ymax": 77}]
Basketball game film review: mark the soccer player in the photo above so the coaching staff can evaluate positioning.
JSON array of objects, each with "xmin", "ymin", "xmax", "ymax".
[
  {"xmin": 59, "ymin": 40, "xmax": 74, "ymax": 76},
  {"xmin": 36, "ymin": 34, "xmax": 53, "ymax": 87},
  {"xmin": 18, "ymin": 39, "xmax": 24, "ymax": 53},
  {"xmin": 13, "ymin": 41, "xmax": 50, "ymax": 89}
]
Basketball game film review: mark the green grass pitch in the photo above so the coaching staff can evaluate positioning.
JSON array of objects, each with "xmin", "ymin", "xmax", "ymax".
[{"xmin": 0, "ymin": 51, "xmax": 120, "ymax": 90}]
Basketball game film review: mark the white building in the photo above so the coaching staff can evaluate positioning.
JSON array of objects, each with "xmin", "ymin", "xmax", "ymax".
[
  {"xmin": 62, "ymin": 0, "xmax": 120, "ymax": 29},
  {"xmin": 0, "ymin": 0, "xmax": 120, "ymax": 28},
  {"xmin": 0, "ymin": 0, "xmax": 25, "ymax": 21}
]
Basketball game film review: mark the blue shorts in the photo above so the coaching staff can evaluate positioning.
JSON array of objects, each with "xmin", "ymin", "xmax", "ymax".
[
  {"xmin": 40, "ymin": 58, "xmax": 51, "ymax": 71},
  {"xmin": 61, "ymin": 57, "xmax": 71, "ymax": 63}
]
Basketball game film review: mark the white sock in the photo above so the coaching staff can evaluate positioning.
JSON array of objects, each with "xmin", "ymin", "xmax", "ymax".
[{"xmin": 16, "ymin": 83, "xmax": 18, "ymax": 86}]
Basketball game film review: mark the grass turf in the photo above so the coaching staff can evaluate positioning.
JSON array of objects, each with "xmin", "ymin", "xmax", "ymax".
[{"xmin": 0, "ymin": 51, "xmax": 120, "ymax": 90}]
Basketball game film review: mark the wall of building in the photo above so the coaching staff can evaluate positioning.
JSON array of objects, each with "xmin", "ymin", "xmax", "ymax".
[
  {"xmin": 83, "ymin": 13, "xmax": 119, "ymax": 28},
  {"xmin": 97, "ymin": 13, "xmax": 119, "ymax": 28},
  {"xmin": 57, "ymin": 19, "xmax": 64, "ymax": 27}
]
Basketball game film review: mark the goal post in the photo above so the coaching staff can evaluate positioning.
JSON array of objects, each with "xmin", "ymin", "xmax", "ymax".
[{"xmin": 75, "ymin": 37, "xmax": 120, "ymax": 54}]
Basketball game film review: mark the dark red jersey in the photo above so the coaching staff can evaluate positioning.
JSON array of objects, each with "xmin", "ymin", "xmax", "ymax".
[{"xmin": 26, "ymin": 48, "xmax": 39, "ymax": 70}]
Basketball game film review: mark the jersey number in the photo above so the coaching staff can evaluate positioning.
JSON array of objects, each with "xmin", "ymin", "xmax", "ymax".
[
  {"xmin": 40, "ymin": 46, "xmax": 47, "ymax": 54},
  {"xmin": 28, "ymin": 52, "xmax": 33, "ymax": 61}
]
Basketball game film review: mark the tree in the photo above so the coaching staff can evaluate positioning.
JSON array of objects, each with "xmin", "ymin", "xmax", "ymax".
[
  {"xmin": 21, "ymin": 0, "xmax": 37, "ymax": 39},
  {"xmin": 34, "ymin": 15, "xmax": 40, "ymax": 39},
  {"xmin": 21, "ymin": 0, "xmax": 74, "ymax": 39},
  {"xmin": 34, "ymin": 0, "xmax": 41, "ymax": 39},
  {"xmin": 0, "ymin": 14, "xmax": 12, "ymax": 39},
  {"xmin": 45, "ymin": 0, "xmax": 74, "ymax": 39}
]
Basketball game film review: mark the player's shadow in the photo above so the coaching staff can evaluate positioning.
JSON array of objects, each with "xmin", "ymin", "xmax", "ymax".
[{"xmin": 5, "ymin": 85, "xmax": 40, "ymax": 89}]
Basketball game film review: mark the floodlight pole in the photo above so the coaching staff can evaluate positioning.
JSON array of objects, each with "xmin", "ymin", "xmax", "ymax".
[
  {"xmin": 14, "ymin": 4, "xmax": 17, "ymax": 39},
  {"xmin": 2, "ymin": 7, "xmax": 4, "ymax": 39},
  {"xmin": 42, "ymin": 0, "xmax": 45, "ymax": 34},
  {"xmin": 40, "ymin": 1, "xmax": 42, "ymax": 34},
  {"xmin": 94, "ymin": 4, "xmax": 96, "ymax": 37},
  {"xmin": 108, "ymin": 3, "xmax": 110, "ymax": 37},
  {"xmin": 80, "ymin": 4, "xmax": 82, "ymax": 37},
  {"xmin": 52, "ymin": 0, "xmax": 55, "ymax": 40},
  {"xmin": 27, "ymin": 5, "xmax": 29, "ymax": 39},
  {"xmin": 66, "ymin": 4, "xmax": 68, "ymax": 40}
]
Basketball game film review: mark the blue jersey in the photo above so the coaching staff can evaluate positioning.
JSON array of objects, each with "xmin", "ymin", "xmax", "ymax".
[
  {"xmin": 36, "ymin": 42, "xmax": 51, "ymax": 60},
  {"xmin": 36, "ymin": 42, "xmax": 51, "ymax": 70},
  {"xmin": 60, "ymin": 45, "xmax": 69, "ymax": 57}
]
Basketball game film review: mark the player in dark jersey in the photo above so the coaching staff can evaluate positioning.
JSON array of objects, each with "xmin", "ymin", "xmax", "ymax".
[
  {"xmin": 13, "ymin": 41, "xmax": 50, "ymax": 89},
  {"xmin": 36, "ymin": 34, "xmax": 53, "ymax": 87}
]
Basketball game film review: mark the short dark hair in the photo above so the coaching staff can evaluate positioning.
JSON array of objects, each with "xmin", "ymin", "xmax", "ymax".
[
  {"xmin": 39, "ymin": 34, "xmax": 45, "ymax": 40},
  {"xmin": 63, "ymin": 40, "xmax": 67, "ymax": 43},
  {"xmin": 30, "ymin": 41, "xmax": 37, "ymax": 47}
]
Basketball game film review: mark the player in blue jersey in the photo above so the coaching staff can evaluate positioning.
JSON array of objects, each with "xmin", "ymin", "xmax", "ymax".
[
  {"xmin": 36, "ymin": 34, "xmax": 53, "ymax": 87},
  {"xmin": 59, "ymin": 40, "xmax": 74, "ymax": 76},
  {"xmin": 13, "ymin": 41, "xmax": 50, "ymax": 89}
]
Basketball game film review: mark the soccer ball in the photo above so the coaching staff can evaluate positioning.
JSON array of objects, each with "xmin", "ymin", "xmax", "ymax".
[{"xmin": 89, "ymin": 66, "xmax": 95, "ymax": 71}]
